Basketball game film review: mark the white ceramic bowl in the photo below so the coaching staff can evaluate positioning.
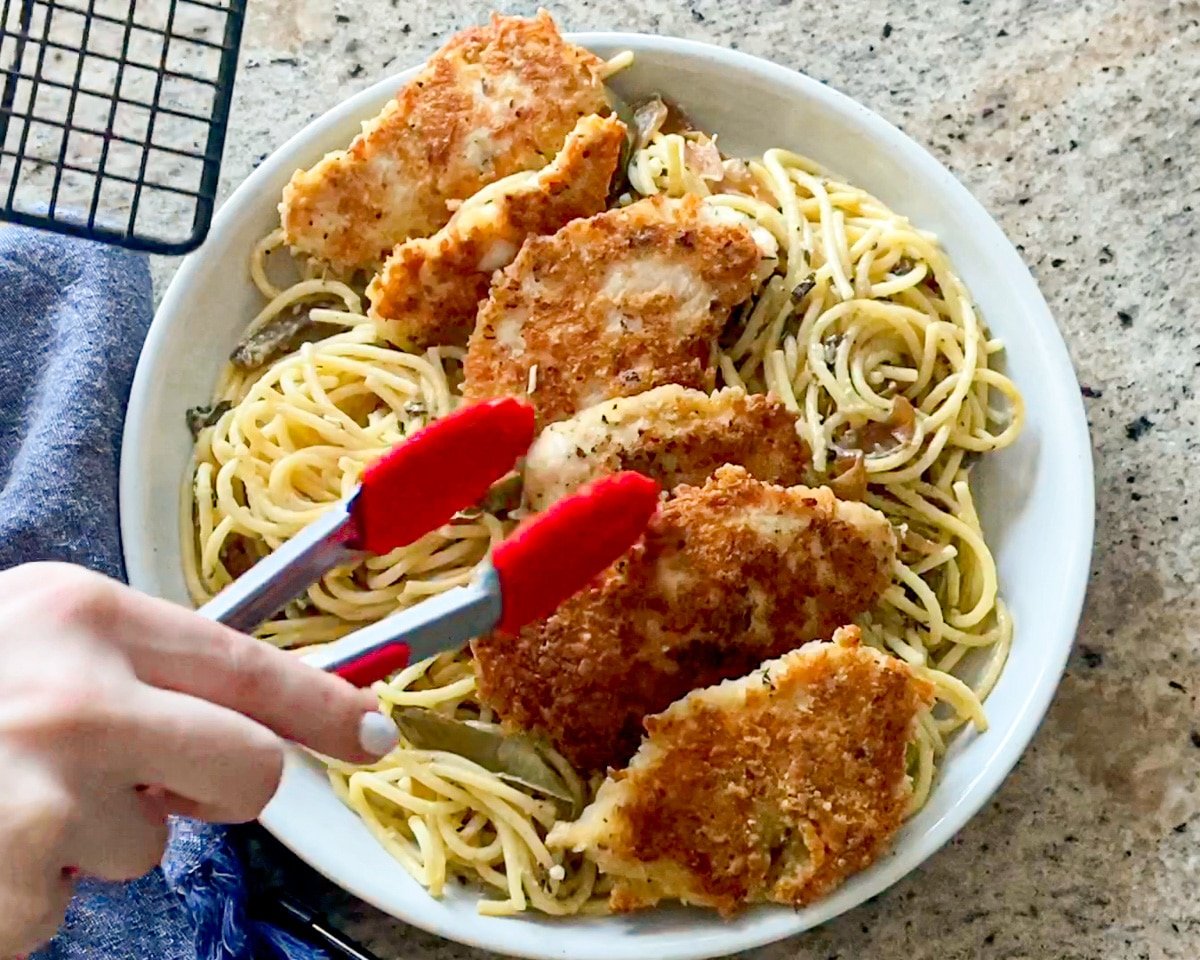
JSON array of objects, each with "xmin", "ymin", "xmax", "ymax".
[{"xmin": 121, "ymin": 33, "xmax": 1094, "ymax": 960}]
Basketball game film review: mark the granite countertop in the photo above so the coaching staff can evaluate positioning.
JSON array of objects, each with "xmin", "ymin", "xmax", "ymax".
[{"xmin": 154, "ymin": 1, "xmax": 1200, "ymax": 957}]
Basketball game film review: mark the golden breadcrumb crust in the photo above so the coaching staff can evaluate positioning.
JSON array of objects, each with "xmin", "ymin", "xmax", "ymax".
[
  {"xmin": 522, "ymin": 384, "xmax": 811, "ymax": 510},
  {"xmin": 548, "ymin": 627, "xmax": 935, "ymax": 916},
  {"xmin": 463, "ymin": 195, "xmax": 761, "ymax": 428},
  {"xmin": 367, "ymin": 114, "xmax": 624, "ymax": 348},
  {"xmin": 473, "ymin": 466, "xmax": 897, "ymax": 771},
  {"xmin": 280, "ymin": 12, "xmax": 609, "ymax": 274}
]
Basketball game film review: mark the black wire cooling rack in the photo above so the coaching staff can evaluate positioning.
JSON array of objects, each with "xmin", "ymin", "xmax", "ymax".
[{"xmin": 0, "ymin": 0, "xmax": 246, "ymax": 254}]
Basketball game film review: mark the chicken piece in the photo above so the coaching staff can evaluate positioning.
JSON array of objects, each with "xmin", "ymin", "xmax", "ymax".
[
  {"xmin": 367, "ymin": 114, "xmax": 626, "ymax": 349},
  {"xmin": 472, "ymin": 465, "xmax": 897, "ymax": 771},
  {"xmin": 522, "ymin": 384, "xmax": 811, "ymax": 511},
  {"xmin": 280, "ymin": 12, "xmax": 611, "ymax": 275},
  {"xmin": 462, "ymin": 195, "xmax": 761, "ymax": 428},
  {"xmin": 548, "ymin": 626, "xmax": 935, "ymax": 916}
]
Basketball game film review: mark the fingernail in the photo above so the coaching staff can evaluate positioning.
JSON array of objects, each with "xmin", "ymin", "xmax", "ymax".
[{"xmin": 358, "ymin": 711, "xmax": 399, "ymax": 758}]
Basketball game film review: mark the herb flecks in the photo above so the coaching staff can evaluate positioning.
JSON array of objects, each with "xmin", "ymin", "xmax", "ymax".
[
  {"xmin": 186, "ymin": 400, "xmax": 232, "ymax": 439},
  {"xmin": 229, "ymin": 309, "xmax": 340, "ymax": 371},
  {"xmin": 477, "ymin": 473, "xmax": 523, "ymax": 518},
  {"xmin": 790, "ymin": 278, "xmax": 816, "ymax": 305}
]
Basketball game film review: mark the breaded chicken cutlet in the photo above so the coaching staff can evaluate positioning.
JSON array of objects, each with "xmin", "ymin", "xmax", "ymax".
[
  {"xmin": 522, "ymin": 384, "xmax": 811, "ymax": 511},
  {"xmin": 367, "ymin": 114, "xmax": 626, "ymax": 349},
  {"xmin": 280, "ymin": 12, "xmax": 611, "ymax": 274},
  {"xmin": 548, "ymin": 626, "xmax": 935, "ymax": 916},
  {"xmin": 462, "ymin": 195, "xmax": 762, "ymax": 428},
  {"xmin": 472, "ymin": 466, "xmax": 897, "ymax": 772}
]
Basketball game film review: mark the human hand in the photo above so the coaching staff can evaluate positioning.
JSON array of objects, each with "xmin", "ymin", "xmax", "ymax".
[{"xmin": 0, "ymin": 563, "xmax": 398, "ymax": 958}]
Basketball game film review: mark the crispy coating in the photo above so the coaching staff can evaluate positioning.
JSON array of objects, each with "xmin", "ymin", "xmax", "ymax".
[
  {"xmin": 367, "ymin": 114, "xmax": 625, "ymax": 349},
  {"xmin": 522, "ymin": 384, "xmax": 811, "ymax": 511},
  {"xmin": 279, "ymin": 12, "xmax": 610, "ymax": 274},
  {"xmin": 462, "ymin": 195, "xmax": 761, "ymax": 428},
  {"xmin": 472, "ymin": 465, "xmax": 897, "ymax": 771},
  {"xmin": 548, "ymin": 626, "xmax": 935, "ymax": 916}
]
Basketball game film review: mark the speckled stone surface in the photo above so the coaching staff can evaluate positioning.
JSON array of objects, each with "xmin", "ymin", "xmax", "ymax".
[{"xmin": 151, "ymin": 1, "xmax": 1200, "ymax": 957}]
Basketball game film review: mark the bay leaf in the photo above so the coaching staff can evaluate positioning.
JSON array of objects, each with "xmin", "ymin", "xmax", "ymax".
[{"xmin": 392, "ymin": 707, "xmax": 575, "ymax": 807}]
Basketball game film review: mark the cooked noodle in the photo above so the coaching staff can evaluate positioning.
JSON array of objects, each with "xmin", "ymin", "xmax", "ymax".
[
  {"xmin": 184, "ymin": 116, "xmax": 1022, "ymax": 913},
  {"xmin": 322, "ymin": 653, "xmax": 605, "ymax": 916},
  {"xmin": 629, "ymin": 133, "xmax": 1023, "ymax": 808}
]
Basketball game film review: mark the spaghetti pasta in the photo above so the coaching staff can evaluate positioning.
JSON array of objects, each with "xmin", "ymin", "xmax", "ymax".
[
  {"xmin": 323, "ymin": 654, "xmax": 603, "ymax": 916},
  {"xmin": 184, "ymin": 117, "xmax": 1022, "ymax": 916}
]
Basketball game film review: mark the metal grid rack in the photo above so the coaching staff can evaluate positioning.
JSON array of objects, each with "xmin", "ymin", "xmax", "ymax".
[{"xmin": 0, "ymin": 0, "xmax": 245, "ymax": 254}]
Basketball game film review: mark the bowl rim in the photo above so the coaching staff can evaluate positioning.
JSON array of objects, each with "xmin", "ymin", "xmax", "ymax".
[{"xmin": 121, "ymin": 30, "xmax": 1095, "ymax": 960}]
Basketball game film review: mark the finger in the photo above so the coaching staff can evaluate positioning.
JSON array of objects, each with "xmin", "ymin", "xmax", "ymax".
[
  {"xmin": 79, "ymin": 582, "xmax": 395, "ymax": 763},
  {"xmin": 0, "ymin": 759, "xmax": 75, "ymax": 958},
  {"xmin": 0, "ymin": 875, "xmax": 72, "ymax": 959},
  {"xmin": 150, "ymin": 786, "xmax": 271, "ymax": 824},
  {"xmin": 136, "ymin": 784, "xmax": 171, "ymax": 823},
  {"xmin": 133, "ymin": 787, "xmax": 215, "ymax": 822},
  {"xmin": 122, "ymin": 686, "xmax": 285, "ymax": 823},
  {"xmin": 68, "ymin": 785, "xmax": 168, "ymax": 882},
  {"xmin": 134, "ymin": 784, "xmax": 216, "ymax": 822}
]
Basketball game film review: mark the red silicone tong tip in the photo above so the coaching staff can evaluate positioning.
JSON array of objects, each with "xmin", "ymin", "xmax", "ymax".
[
  {"xmin": 491, "ymin": 471, "xmax": 661, "ymax": 634},
  {"xmin": 353, "ymin": 397, "xmax": 536, "ymax": 555}
]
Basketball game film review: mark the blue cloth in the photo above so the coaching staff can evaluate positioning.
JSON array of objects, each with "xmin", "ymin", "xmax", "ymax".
[{"xmin": 0, "ymin": 227, "xmax": 326, "ymax": 960}]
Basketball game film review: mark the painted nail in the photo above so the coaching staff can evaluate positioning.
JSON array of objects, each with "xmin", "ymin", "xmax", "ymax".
[{"xmin": 358, "ymin": 711, "xmax": 399, "ymax": 758}]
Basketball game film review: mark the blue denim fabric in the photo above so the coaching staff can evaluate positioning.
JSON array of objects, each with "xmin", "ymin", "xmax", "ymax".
[{"xmin": 0, "ymin": 227, "xmax": 326, "ymax": 960}]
